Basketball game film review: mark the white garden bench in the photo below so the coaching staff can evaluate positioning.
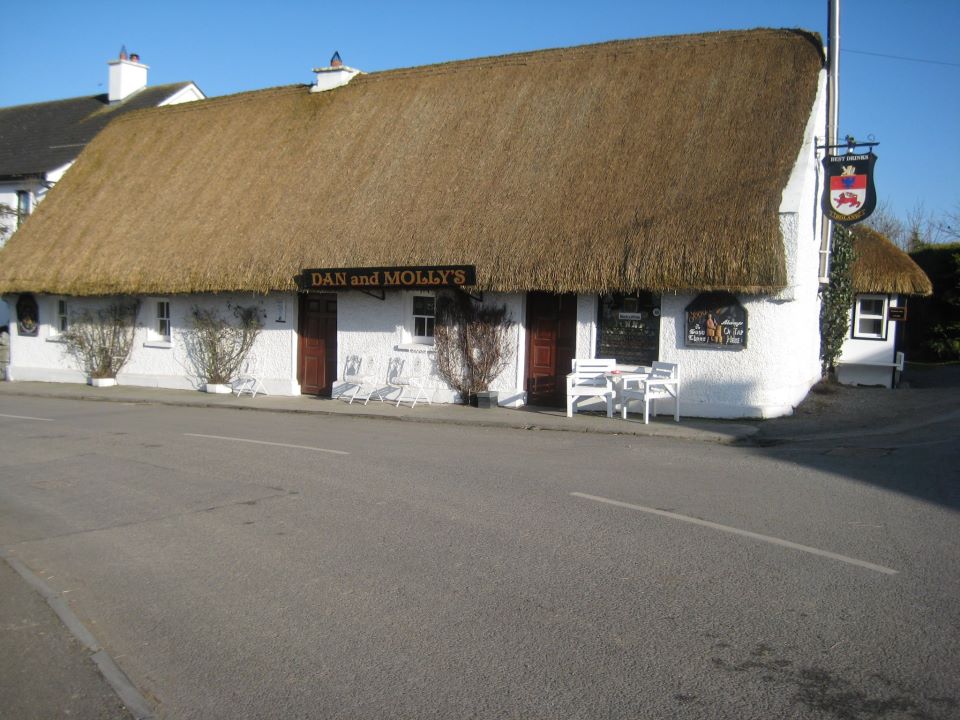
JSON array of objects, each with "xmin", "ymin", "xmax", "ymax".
[{"xmin": 566, "ymin": 358, "xmax": 617, "ymax": 418}]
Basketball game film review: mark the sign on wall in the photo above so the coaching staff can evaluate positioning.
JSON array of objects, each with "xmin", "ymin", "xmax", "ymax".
[
  {"xmin": 822, "ymin": 152, "xmax": 878, "ymax": 224},
  {"xmin": 684, "ymin": 292, "xmax": 747, "ymax": 349},
  {"xmin": 299, "ymin": 265, "xmax": 476, "ymax": 291},
  {"xmin": 16, "ymin": 294, "xmax": 39, "ymax": 337}
]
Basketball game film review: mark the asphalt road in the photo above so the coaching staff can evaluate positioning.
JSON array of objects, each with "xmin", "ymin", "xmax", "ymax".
[{"xmin": 1, "ymin": 395, "xmax": 958, "ymax": 719}]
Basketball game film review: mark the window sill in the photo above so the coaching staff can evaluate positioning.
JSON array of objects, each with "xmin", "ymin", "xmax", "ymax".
[
  {"xmin": 143, "ymin": 340, "xmax": 173, "ymax": 349},
  {"xmin": 45, "ymin": 336, "xmax": 67, "ymax": 344},
  {"xmin": 395, "ymin": 343, "xmax": 435, "ymax": 353}
]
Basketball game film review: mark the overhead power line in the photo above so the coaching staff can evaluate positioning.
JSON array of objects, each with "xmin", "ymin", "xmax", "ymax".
[{"xmin": 843, "ymin": 48, "xmax": 960, "ymax": 68}]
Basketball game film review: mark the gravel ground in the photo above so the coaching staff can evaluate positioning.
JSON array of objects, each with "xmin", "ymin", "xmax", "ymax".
[{"xmin": 752, "ymin": 362, "xmax": 960, "ymax": 440}]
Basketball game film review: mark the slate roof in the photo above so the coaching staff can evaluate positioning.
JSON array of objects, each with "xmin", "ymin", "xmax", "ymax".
[{"xmin": 0, "ymin": 83, "xmax": 194, "ymax": 178}]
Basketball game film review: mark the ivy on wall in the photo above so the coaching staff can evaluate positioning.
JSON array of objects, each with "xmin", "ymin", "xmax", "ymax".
[{"xmin": 819, "ymin": 224, "xmax": 857, "ymax": 378}]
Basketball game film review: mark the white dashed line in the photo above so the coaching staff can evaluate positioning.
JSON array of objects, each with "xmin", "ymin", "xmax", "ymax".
[
  {"xmin": 184, "ymin": 433, "xmax": 349, "ymax": 455},
  {"xmin": 571, "ymin": 491, "xmax": 898, "ymax": 575}
]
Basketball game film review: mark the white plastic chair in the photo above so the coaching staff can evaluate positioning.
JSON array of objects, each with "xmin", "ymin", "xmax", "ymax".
[
  {"xmin": 620, "ymin": 361, "xmax": 680, "ymax": 424},
  {"xmin": 387, "ymin": 356, "xmax": 433, "ymax": 408},
  {"xmin": 342, "ymin": 357, "xmax": 386, "ymax": 405},
  {"xmin": 234, "ymin": 360, "xmax": 268, "ymax": 398},
  {"xmin": 566, "ymin": 358, "xmax": 616, "ymax": 418}
]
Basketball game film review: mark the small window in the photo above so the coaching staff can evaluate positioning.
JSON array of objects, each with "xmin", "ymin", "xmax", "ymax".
[
  {"xmin": 853, "ymin": 295, "xmax": 888, "ymax": 340},
  {"xmin": 412, "ymin": 295, "xmax": 435, "ymax": 342},
  {"xmin": 57, "ymin": 299, "xmax": 69, "ymax": 333},
  {"xmin": 16, "ymin": 191, "xmax": 31, "ymax": 228},
  {"xmin": 156, "ymin": 300, "xmax": 171, "ymax": 340}
]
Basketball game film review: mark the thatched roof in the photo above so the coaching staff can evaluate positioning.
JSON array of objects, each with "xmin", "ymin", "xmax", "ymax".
[
  {"xmin": 0, "ymin": 29, "xmax": 824, "ymax": 296},
  {"xmin": 851, "ymin": 226, "xmax": 933, "ymax": 296}
]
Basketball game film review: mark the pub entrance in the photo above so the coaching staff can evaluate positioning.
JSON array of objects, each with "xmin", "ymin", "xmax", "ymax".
[
  {"xmin": 298, "ymin": 293, "xmax": 338, "ymax": 396},
  {"xmin": 525, "ymin": 292, "xmax": 577, "ymax": 407}
]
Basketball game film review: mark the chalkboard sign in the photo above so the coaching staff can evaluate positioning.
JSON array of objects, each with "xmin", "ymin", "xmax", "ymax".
[
  {"xmin": 596, "ymin": 292, "xmax": 660, "ymax": 365},
  {"xmin": 685, "ymin": 292, "xmax": 747, "ymax": 349}
]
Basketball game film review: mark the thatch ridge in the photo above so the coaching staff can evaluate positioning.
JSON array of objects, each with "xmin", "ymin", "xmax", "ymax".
[
  {"xmin": 0, "ymin": 29, "xmax": 824, "ymax": 296},
  {"xmin": 851, "ymin": 226, "xmax": 933, "ymax": 296}
]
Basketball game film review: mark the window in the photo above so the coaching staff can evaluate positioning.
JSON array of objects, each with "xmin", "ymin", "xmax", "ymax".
[
  {"xmin": 412, "ymin": 295, "xmax": 435, "ymax": 342},
  {"xmin": 56, "ymin": 299, "xmax": 69, "ymax": 333},
  {"xmin": 155, "ymin": 300, "xmax": 171, "ymax": 340},
  {"xmin": 852, "ymin": 295, "xmax": 888, "ymax": 340},
  {"xmin": 16, "ymin": 191, "xmax": 31, "ymax": 228}
]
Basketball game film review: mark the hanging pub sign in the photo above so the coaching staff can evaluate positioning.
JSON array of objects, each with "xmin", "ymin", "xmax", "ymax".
[
  {"xmin": 16, "ymin": 294, "xmax": 39, "ymax": 337},
  {"xmin": 299, "ymin": 265, "xmax": 476, "ymax": 291},
  {"xmin": 685, "ymin": 292, "xmax": 747, "ymax": 349},
  {"xmin": 821, "ymin": 151, "xmax": 878, "ymax": 224}
]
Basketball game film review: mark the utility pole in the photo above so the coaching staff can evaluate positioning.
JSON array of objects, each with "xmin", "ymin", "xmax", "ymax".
[{"xmin": 820, "ymin": 0, "xmax": 841, "ymax": 281}]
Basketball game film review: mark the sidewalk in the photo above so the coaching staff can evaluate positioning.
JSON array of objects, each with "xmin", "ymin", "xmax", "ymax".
[{"xmin": 0, "ymin": 380, "xmax": 759, "ymax": 444}]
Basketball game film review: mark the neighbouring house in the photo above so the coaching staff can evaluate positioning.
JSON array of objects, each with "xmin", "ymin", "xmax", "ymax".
[
  {"xmin": 836, "ymin": 226, "xmax": 933, "ymax": 388},
  {"xmin": 1, "ymin": 29, "xmax": 851, "ymax": 418},
  {"xmin": 0, "ymin": 49, "xmax": 204, "ymax": 325}
]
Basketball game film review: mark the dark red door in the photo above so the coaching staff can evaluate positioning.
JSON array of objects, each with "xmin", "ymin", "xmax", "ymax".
[
  {"xmin": 298, "ymin": 294, "xmax": 338, "ymax": 396},
  {"xmin": 525, "ymin": 292, "xmax": 577, "ymax": 407}
]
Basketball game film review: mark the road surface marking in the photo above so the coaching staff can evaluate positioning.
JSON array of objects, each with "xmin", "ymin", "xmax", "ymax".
[
  {"xmin": 0, "ymin": 413, "xmax": 54, "ymax": 422},
  {"xmin": 570, "ymin": 491, "xmax": 898, "ymax": 575},
  {"xmin": 184, "ymin": 433, "xmax": 349, "ymax": 455}
]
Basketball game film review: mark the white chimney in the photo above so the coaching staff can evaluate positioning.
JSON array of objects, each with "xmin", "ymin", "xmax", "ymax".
[
  {"xmin": 108, "ymin": 47, "xmax": 148, "ymax": 102},
  {"xmin": 311, "ymin": 51, "xmax": 361, "ymax": 93}
]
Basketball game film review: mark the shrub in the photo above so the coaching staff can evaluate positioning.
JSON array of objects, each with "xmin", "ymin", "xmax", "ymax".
[
  {"xmin": 820, "ymin": 224, "xmax": 856, "ymax": 378},
  {"xmin": 186, "ymin": 304, "xmax": 264, "ymax": 385},
  {"xmin": 62, "ymin": 300, "xmax": 140, "ymax": 379},
  {"xmin": 434, "ymin": 290, "xmax": 514, "ymax": 403}
]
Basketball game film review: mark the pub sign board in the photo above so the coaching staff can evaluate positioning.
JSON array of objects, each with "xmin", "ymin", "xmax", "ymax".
[
  {"xmin": 685, "ymin": 292, "xmax": 747, "ymax": 349},
  {"xmin": 299, "ymin": 265, "xmax": 476, "ymax": 291},
  {"xmin": 821, "ymin": 152, "xmax": 878, "ymax": 224},
  {"xmin": 16, "ymin": 294, "xmax": 39, "ymax": 337}
]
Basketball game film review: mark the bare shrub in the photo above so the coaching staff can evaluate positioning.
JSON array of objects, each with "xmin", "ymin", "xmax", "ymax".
[
  {"xmin": 62, "ymin": 300, "xmax": 140, "ymax": 379},
  {"xmin": 434, "ymin": 290, "xmax": 514, "ymax": 403},
  {"xmin": 186, "ymin": 304, "xmax": 264, "ymax": 385}
]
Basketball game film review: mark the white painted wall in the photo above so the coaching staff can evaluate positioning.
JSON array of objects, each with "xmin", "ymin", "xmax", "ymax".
[
  {"xmin": 333, "ymin": 290, "xmax": 525, "ymax": 406},
  {"xmin": 6, "ymin": 293, "xmax": 300, "ymax": 394},
  {"xmin": 836, "ymin": 295, "xmax": 901, "ymax": 388}
]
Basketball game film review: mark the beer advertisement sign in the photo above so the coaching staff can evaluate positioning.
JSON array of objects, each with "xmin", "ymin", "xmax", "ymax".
[{"xmin": 822, "ymin": 152, "xmax": 878, "ymax": 224}]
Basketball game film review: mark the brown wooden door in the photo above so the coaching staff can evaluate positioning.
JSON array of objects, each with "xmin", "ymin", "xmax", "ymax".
[
  {"xmin": 298, "ymin": 294, "xmax": 338, "ymax": 396},
  {"xmin": 525, "ymin": 292, "xmax": 577, "ymax": 407}
]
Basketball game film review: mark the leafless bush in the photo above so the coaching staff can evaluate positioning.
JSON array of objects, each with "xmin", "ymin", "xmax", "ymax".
[
  {"xmin": 62, "ymin": 300, "xmax": 140, "ymax": 379},
  {"xmin": 186, "ymin": 305, "xmax": 264, "ymax": 385},
  {"xmin": 434, "ymin": 290, "xmax": 514, "ymax": 403}
]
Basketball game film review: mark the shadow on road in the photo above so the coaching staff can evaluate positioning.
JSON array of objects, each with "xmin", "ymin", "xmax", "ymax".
[{"xmin": 744, "ymin": 363, "xmax": 960, "ymax": 511}]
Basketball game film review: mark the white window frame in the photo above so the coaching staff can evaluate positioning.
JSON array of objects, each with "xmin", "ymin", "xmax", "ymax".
[
  {"xmin": 144, "ymin": 298, "xmax": 172, "ymax": 346},
  {"xmin": 56, "ymin": 298, "xmax": 69, "ymax": 334},
  {"xmin": 411, "ymin": 293, "xmax": 436, "ymax": 345},
  {"xmin": 852, "ymin": 294, "xmax": 888, "ymax": 340},
  {"xmin": 45, "ymin": 297, "xmax": 69, "ymax": 341}
]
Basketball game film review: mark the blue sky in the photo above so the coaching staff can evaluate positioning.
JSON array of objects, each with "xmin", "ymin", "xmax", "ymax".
[{"xmin": 3, "ymin": 0, "xmax": 957, "ymax": 225}]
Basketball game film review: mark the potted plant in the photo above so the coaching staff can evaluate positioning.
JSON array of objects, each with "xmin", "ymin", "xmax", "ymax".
[
  {"xmin": 185, "ymin": 304, "xmax": 264, "ymax": 393},
  {"xmin": 61, "ymin": 300, "xmax": 139, "ymax": 386},
  {"xmin": 434, "ymin": 290, "xmax": 514, "ymax": 408}
]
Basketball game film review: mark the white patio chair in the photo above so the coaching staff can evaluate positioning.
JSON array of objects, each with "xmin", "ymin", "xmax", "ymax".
[
  {"xmin": 234, "ymin": 359, "xmax": 268, "ymax": 398},
  {"xmin": 341, "ymin": 357, "xmax": 386, "ymax": 405},
  {"xmin": 566, "ymin": 358, "xmax": 616, "ymax": 418},
  {"xmin": 620, "ymin": 361, "xmax": 680, "ymax": 424},
  {"xmin": 387, "ymin": 356, "xmax": 433, "ymax": 408}
]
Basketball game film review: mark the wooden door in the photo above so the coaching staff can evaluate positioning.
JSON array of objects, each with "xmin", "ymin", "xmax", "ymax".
[
  {"xmin": 298, "ymin": 294, "xmax": 338, "ymax": 396},
  {"xmin": 525, "ymin": 292, "xmax": 577, "ymax": 407}
]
